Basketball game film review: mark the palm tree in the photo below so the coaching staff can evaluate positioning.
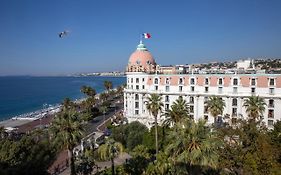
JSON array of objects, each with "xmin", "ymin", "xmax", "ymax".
[
  {"xmin": 163, "ymin": 97, "xmax": 189, "ymax": 127},
  {"xmin": 243, "ymin": 96, "xmax": 266, "ymax": 120},
  {"xmin": 62, "ymin": 98, "xmax": 75, "ymax": 111},
  {"xmin": 205, "ymin": 96, "xmax": 225, "ymax": 125},
  {"xmin": 145, "ymin": 152, "xmax": 173, "ymax": 175},
  {"xmin": 98, "ymin": 139, "xmax": 123, "ymax": 175},
  {"xmin": 50, "ymin": 109, "xmax": 84, "ymax": 175},
  {"xmin": 146, "ymin": 93, "xmax": 163, "ymax": 155},
  {"xmin": 104, "ymin": 81, "xmax": 113, "ymax": 92},
  {"xmin": 116, "ymin": 86, "xmax": 123, "ymax": 96},
  {"xmin": 81, "ymin": 86, "xmax": 96, "ymax": 97},
  {"xmin": 81, "ymin": 85, "xmax": 88, "ymax": 95},
  {"xmin": 99, "ymin": 92, "xmax": 109, "ymax": 103},
  {"xmin": 0, "ymin": 126, "xmax": 5, "ymax": 139},
  {"xmin": 166, "ymin": 119, "xmax": 221, "ymax": 174}
]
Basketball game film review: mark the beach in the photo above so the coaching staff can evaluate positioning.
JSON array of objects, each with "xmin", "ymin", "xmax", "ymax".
[
  {"xmin": 0, "ymin": 76, "xmax": 125, "ymax": 131},
  {"xmin": 0, "ymin": 76, "xmax": 126, "ymax": 121}
]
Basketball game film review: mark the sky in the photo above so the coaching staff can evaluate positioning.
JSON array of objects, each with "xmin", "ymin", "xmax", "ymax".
[{"xmin": 1, "ymin": 0, "xmax": 281, "ymax": 76}]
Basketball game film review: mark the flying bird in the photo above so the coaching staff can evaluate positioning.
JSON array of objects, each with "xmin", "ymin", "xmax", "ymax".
[{"xmin": 58, "ymin": 30, "xmax": 69, "ymax": 38}]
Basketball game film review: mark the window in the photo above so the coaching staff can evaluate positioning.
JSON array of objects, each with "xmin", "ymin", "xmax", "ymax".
[
  {"xmin": 142, "ymin": 85, "xmax": 145, "ymax": 89},
  {"xmin": 232, "ymin": 108, "xmax": 237, "ymax": 116},
  {"xmin": 190, "ymin": 106, "xmax": 194, "ymax": 113},
  {"xmin": 154, "ymin": 78, "xmax": 159, "ymax": 84},
  {"xmin": 135, "ymin": 110, "xmax": 139, "ymax": 115},
  {"xmin": 251, "ymin": 87, "xmax": 255, "ymax": 93},
  {"xmin": 135, "ymin": 102, "xmax": 139, "ymax": 108},
  {"xmin": 179, "ymin": 78, "xmax": 183, "ymax": 84},
  {"xmin": 217, "ymin": 116, "xmax": 223, "ymax": 124},
  {"xmin": 204, "ymin": 115, "xmax": 208, "ymax": 120},
  {"xmin": 165, "ymin": 78, "xmax": 170, "ymax": 84},
  {"xmin": 268, "ymin": 109, "xmax": 274, "ymax": 118},
  {"xmin": 269, "ymin": 99, "xmax": 274, "ymax": 108},
  {"xmin": 268, "ymin": 120, "xmax": 274, "ymax": 126},
  {"xmin": 232, "ymin": 98, "xmax": 237, "ymax": 106},
  {"xmin": 204, "ymin": 96, "xmax": 208, "ymax": 102},
  {"xmin": 136, "ymin": 85, "xmax": 139, "ymax": 90},
  {"xmin": 165, "ymin": 104, "xmax": 169, "ymax": 110},
  {"xmin": 233, "ymin": 87, "xmax": 238, "ymax": 93},
  {"xmin": 155, "ymin": 86, "xmax": 158, "ymax": 91},
  {"xmin": 131, "ymin": 85, "xmax": 133, "ymax": 89},
  {"xmin": 191, "ymin": 86, "xmax": 195, "ymax": 92},
  {"xmin": 251, "ymin": 78, "xmax": 256, "ymax": 86},
  {"xmin": 190, "ymin": 97, "xmax": 194, "ymax": 104},
  {"xmin": 269, "ymin": 88, "xmax": 275, "ymax": 94},
  {"xmin": 190, "ymin": 78, "xmax": 195, "ymax": 85},
  {"xmin": 142, "ymin": 78, "xmax": 145, "ymax": 82},
  {"xmin": 204, "ymin": 106, "xmax": 208, "ymax": 114},
  {"xmin": 232, "ymin": 118, "xmax": 237, "ymax": 124},
  {"xmin": 233, "ymin": 78, "xmax": 238, "ymax": 85},
  {"xmin": 269, "ymin": 78, "xmax": 275, "ymax": 86},
  {"xmin": 165, "ymin": 95, "xmax": 169, "ymax": 102},
  {"xmin": 218, "ymin": 87, "xmax": 223, "ymax": 93},
  {"xmin": 131, "ymin": 78, "xmax": 133, "ymax": 83},
  {"xmin": 136, "ymin": 78, "xmax": 139, "ymax": 83},
  {"xmin": 165, "ymin": 86, "xmax": 170, "ymax": 92},
  {"xmin": 205, "ymin": 87, "xmax": 209, "ymax": 92},
  {"xmin": 135, "ymin": 94, "xmax": 139, "ymax": 100},
  {"xmin": 218, "ymin": 78, "xmax": 223, "ymax": 85},
  {"xmin": 205, "ymin": 78, "xmax": 209, "ymax": 85},
  {"xmin": 179, "ymin": 86, "xmax": 183, "ymax": 92}
]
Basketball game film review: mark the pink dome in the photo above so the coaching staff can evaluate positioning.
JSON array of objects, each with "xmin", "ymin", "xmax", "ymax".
[{"xmin": 128, "ymin": 50, "xmax": 156, "ymax": 66}]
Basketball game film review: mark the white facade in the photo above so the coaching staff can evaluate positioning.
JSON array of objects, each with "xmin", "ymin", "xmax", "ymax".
[{"xmin": 124, "ymin": 43, "xmax": 281, "ymax": 129}]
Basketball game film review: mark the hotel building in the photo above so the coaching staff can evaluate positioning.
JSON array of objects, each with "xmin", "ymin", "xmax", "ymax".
[{"xmin": 124, "ymin": 42, "xmax": 281, "ymax": 128}]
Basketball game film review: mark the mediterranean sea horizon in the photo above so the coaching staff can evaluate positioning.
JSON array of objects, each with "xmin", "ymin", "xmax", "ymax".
[{"xmin": 0, "ymin": 76, "xmax": 126, "ymax": 121}]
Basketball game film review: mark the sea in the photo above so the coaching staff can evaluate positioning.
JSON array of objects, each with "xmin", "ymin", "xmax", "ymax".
[{"xmin": 0, "ymin": 76, "xmax": 126, "ymax": 121}]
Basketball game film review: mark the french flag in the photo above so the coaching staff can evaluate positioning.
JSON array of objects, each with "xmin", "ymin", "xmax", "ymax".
[{"xmin": 143, "ymin": 33, "xmax": 151, "ymax": 39}]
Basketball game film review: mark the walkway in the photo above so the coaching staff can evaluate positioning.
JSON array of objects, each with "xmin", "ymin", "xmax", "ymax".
[{"xmin": 48, "ymin": 98, "xmax": 125, "ymax": 175}]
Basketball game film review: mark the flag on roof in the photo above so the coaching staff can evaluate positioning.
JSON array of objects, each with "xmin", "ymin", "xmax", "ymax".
[{"xmin": 143, "ymin": 33, "xmax": 151, "ymax": 39}]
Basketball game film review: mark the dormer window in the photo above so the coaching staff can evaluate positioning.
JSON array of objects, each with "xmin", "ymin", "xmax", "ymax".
[
  {"xmin": 147, "ymin": 60, "xmax": 150, "ymax": 64},
  {"xmin": 136, "ymin": 60, "xmax": 141, "ymax": 64}
]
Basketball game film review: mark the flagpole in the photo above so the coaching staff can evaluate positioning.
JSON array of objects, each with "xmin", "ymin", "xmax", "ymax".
[{"xmin": 139, "ymin": 33, "xmax": 142, "ymax": 44}]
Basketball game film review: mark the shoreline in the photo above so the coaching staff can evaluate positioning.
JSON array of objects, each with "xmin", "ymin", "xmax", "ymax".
[{"xmin": 0, "ymin": 88, "xmax": 117, "ymax": 131}]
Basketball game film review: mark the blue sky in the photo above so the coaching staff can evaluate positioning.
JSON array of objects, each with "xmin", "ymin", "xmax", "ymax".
[{"xmin": 0, "ymin": 0, "xmax": 281, "ymax": 76}]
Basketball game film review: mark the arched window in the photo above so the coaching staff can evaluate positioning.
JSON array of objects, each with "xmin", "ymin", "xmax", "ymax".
[
  {"xmin": 154, "ymin": 78, "xmax": 159, "ymax": 84},
  {"xmin": 135, "ymin": 94, "xmax": 139, "ymax": 100},
  {"xmin": 233, "ymin": 78, "xmax": 238, "ymax": 85},
  {"xmin": 232, "ymin": 98, "xmax": 237, "ymax": 106},
  {"xmin": 179, "ymin": 78, "xmax": 183, "ymax": 84},
  {"xmin": 269, "ymin": 99, "xmax": 274, "ymax": 108},
  {"xmin": 166, "ymin": 78, "xmax": 170, "ymax": 84}
]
